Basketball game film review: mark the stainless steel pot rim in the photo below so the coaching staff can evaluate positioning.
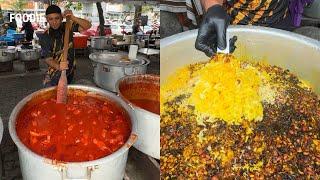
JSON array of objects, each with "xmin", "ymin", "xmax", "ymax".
[
  {"xmin": 0, "ymin": 49, "xmax": 16, "ymax": 53},
  {"xmin": 8, "ymin": 85, "xmax": 138, "ymax": 166},
  {"xmin": 18, "ymin": 48, "xmax": 41, "ymax": 52},
  {"xmin": 92, "ymin": 36, "xmax": 112, "ymax": 39},
  {"xmin": 161, "ymin": 25, "xmax": 320, "ymax": 49},
  {"xmin": 89, "ymin": 52, "xmax": 150, "ymax": 67}
]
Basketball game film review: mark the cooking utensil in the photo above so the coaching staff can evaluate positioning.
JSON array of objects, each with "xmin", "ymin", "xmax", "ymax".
[
  {"xmin": 217, "ymin": 33, "xmax": 230, "ymax": 54},
  {"xmin": 56, "ymin": 18, "xmax": 72, "ymax": 104},
  {"xmin": 0, "ymin": 46, "xmax": 16, "ymax": 62},
  {"xmin": 89, "ymin": 52, "xmax": 150, "ymax": 92},
  {"xmin": 91, "ymin": 36, "xmax": 113, "ymax": 50},
  {"xmin": 18, "ymin": 48, "xmax": 41, "ymax": 61}
]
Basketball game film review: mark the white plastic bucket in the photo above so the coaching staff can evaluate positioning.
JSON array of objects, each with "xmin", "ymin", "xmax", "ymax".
[
  {"xmin": 116, "ymin": 75, "xmax": 160, "ymax": 159},
  {"xmin": 9, "ymin": 85, "xmax": 138, "ymax": 180}
]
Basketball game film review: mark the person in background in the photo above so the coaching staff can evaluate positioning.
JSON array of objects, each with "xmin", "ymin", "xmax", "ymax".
[
  {"xmin": 38, "ymin": 5, "xmax": 91, "ymax": 87},
  {"xmin": 160, "ymin": 0, "xmax": 314, "ymax": 57},
  {"xmin": 132, "ymin": 19, "xmax": 143, "ymax": 35},
  {"xmin": 20, "ymin": 20, "xmax": 34, "ymax": 42}
]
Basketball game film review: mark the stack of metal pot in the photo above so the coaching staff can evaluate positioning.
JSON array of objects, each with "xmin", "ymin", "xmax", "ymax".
[
  {"xmin": 90, "ymin": 36, "xmax": 114, "ymax": 54},
  {"xmin": 18, "ymin": 45, "xmax": 41, "ymax": 71},
  {"xmin": 0, "ymin": 42, "xmax": 16, "ymax": 72},
  {"xmin": 89, "ymin": 52, "xmax": 150, "ymax": 92}
]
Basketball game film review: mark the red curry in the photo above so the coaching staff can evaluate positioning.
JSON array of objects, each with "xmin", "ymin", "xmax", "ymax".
[{"xmin": 16, "ymin": 93, "xmax": 131, "ymax": 162}]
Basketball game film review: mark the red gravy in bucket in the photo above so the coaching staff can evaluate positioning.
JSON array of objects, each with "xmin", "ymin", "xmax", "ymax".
[
  {"xmin": 129, "ymin": 99, "xmax": 160, "ymax": 115},
  {"xmin": 118, "ymin": 75, "xmax": 160, "ymax": 115},
  {"xmin": 16, "ymin": 90, "xmax": 131, "ymax": 162}
]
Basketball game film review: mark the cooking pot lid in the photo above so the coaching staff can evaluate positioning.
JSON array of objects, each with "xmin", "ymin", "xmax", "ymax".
[
  {"xmin": 92, "ymin": 36, "xmax": 112, "ymax": 40},
  {"xmin": 0, "ymin": 46, "xmax": 16, "ymax": 52},
  {"xmin": 18, "ymin": 45, "xmax": 41, "ymax": 52},
  {"xmin": 89, "ymin": 52, "xmax": 144, "ymax": 66}
]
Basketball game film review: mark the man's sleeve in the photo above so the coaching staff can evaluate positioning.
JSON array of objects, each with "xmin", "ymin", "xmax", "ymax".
[{"xmin": 38, "ymin": 33, "xmax": 53, "ymax": 58}]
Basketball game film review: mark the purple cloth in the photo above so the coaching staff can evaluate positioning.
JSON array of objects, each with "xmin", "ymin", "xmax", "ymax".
[{"xmin": 289, "ymin": 0, "xmax": 314, "ymax": 27}]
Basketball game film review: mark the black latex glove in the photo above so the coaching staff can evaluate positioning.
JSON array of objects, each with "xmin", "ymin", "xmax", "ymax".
[{"xmin": 195, "ymin": 4, "xmax": 237, "ymax": 57}]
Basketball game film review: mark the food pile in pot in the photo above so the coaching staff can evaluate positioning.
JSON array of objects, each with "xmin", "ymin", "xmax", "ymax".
[
  {"xmin": 16, "ymin": 90, "xmax": 131, "ymax": 162},
  {"xmin": 160, "ymin": 54, "xmax": 320, "ymax": 179}
]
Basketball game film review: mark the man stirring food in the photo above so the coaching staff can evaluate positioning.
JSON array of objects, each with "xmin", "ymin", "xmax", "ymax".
[{"xmin": 39, "ymin": 5, "xmax": 91, "ymax": 87}]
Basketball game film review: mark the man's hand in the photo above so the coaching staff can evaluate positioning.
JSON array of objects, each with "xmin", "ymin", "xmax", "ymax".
[
  {"xmin": 63, "ymin": 10, "xmax": 74, "ymax": 20},
  {"xmin": 59, "ymin": 61, "xmax": 68, "ymax": 71},
  {"xmin": 195, "ymin": 4, "xmax": 230, "ymax": 57}
]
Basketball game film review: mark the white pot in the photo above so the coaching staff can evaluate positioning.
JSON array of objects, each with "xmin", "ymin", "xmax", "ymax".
[
  {"xmin": 9, "ymin": 85, "xmax": 138, "ymax": 180},
  {"xmin": 116, "ymin": 75, "xmax": 160, "ymax": 159},
  {"xmin": 160, "ymin": 25, "xmax": 320, "ymax": 93}
]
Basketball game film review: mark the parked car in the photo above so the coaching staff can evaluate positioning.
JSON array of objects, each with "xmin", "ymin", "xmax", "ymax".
[{"xmin": 80, "ymin": 23, "xmax": 112, "ymax": 37}]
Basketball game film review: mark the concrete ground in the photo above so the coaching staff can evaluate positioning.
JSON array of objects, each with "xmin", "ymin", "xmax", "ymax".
[{"xmin": 0, "ymin": 51, "xmax": 160, "ymax": 180}]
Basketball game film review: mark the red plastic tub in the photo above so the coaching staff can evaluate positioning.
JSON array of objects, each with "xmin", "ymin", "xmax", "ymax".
[{"xmin": 73, "ymin": 35, "xmax": 88, "ymax": 49}]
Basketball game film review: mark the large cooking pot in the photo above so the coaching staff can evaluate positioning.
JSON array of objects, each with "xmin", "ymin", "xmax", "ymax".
[
  {"xmin": 161, "ymin": 25, "xmax": 320, "ymax": 93},
  {"xmin": 91, "ymin": 36, "xmax": 113, "ymax": 50},
  {"xmin": 0, "ymin": 46, "xmax": 16, "ymax": 62},
  {"xmin": 90, "ymin": 52, "xmax": 150, "ymax": 92},
  {"xmin": 9, "ymin": 85, "xmax": 138, "ymax": 180},
  {"xmin": 116, "ymin": 74, "xmax": 160, "ymax": 159},
  {"xmin": 304, "ymin": 0, "xmax": 320, "ymax": 19},
  {"xmin": 18, "ymin": 48, "xmax": 41, "ymax": 61}
]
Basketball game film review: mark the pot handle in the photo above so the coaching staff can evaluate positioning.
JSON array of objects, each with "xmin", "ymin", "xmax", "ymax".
[
  {"xmin": 61, "ymin": 166, "xmax": 94, "ymax": 180},
  {"xmin": 102, "ymin": 65, "xmax": 110, "ymax": 72},
  {"xmin": 2, "ymin": 51, "xmax": 7, "ymax": 56},
  {"xmin": 91, "ymin": 62, "xmax": 97, "ymax": 68},
  {"xmin": 126, "ymin": 133, "xmax": 138, "ymax": 148},
  {"xmin": 124, "ymin": 66, "xmax": 143, "ymax": 75}
]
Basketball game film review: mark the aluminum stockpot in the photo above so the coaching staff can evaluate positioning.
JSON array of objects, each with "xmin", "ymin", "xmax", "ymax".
[
  {"xmin": 18, "ymin": 48, "xmax": 41, "ymax": 61},
  {"xmin": 90, "ymin": 52, "xmax": 150, "ymax": 92},
  {"xmin": 160, "ymin": 25, "xmax": 320, "ymax": 93},
  {"xmin": 91, "ymin": 36, "xmax": 113, "ymax": 50},
  {"xmin": 9, "ymin": 85, "xmax": 138, "ymax": 180},
  {"xmin": 0, "ymin": 46, "xmax": 16, "ymax": 62}
]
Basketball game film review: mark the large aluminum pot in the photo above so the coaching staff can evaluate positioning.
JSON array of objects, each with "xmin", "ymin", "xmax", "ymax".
[
  {"xmin": 304, "ymin": 0, "xmax": 320, "ymax": 19},
  {"xmin": 0, "ymin": 47, "xmax": 16, "ymax": 62},
  {"xmin": 161, "ymin": 25, "xmax": 320, "ymax": 93},
  {"xmin": 9, "ymin": 85, "xmax": 138, "ymax": 180},
  {"xmin": 91, "ymin": 36, "xmax": 113, "ymax": 50},
  {"xmin": 18, "ymin": 48, "xmax": 41, "ymax": 61},
  {"xmin": 116, "ymin": 74, "xmax": 160, "ymax": 159},
  {"xmin": 90, "ymin": 52, "xmax": 150, "ymax": 92}
]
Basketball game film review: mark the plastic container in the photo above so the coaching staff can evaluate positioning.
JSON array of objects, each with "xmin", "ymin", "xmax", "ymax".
[
  {"xmin": 116, "ymin": 74, "xmax": 160, "ymax": 159},
  {"xmin": 73, "ymin": 35, "xmax": 88, "ymax": 49}
]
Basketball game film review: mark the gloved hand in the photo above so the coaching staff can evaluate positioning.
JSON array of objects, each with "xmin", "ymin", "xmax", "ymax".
[{"xmin": 195, "ymin": 4, "xmax": 237, "ymax": 57}]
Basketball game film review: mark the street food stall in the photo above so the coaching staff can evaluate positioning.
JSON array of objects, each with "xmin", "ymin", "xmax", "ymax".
[{"xmin": 1, "ymin": 0, "xmax": 160, "ymax": 180}]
